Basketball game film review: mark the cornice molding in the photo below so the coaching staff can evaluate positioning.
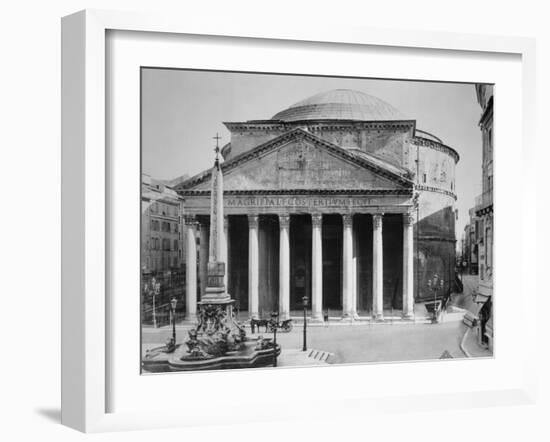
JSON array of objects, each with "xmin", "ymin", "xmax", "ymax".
[
  {"xmin": 223, "ymin": 120, "xmax": 416, "ymax": 133},
  {"xmin": 418, "ymin": 235, "xmax": 456, "ymax": 243},
  {"xmin": 415, "ymin": 185, "xmax": 457, "ymax": 200},
  {"xmin": 411, "ymin": 136, "xmax": 460, "ymax": 163},
  {"xmin": 178, "ymin": 188, "xmax": 414, "ymax": 197}
]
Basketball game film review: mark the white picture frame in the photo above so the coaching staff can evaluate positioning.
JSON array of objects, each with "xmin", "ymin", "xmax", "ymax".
[{"xmin": 61, "ymin": 9, "xmax": 537, "ymax": 433}]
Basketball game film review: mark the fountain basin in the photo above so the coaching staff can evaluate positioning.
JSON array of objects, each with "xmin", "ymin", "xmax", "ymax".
[{"xmin": 143, "ymin": 339, "xmax": 281, "ymax": 373}]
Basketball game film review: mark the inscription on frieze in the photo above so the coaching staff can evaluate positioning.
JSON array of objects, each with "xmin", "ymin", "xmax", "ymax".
[{"xmin": 227, "ymin": 196, "xmax": 377, "ymax": 208}]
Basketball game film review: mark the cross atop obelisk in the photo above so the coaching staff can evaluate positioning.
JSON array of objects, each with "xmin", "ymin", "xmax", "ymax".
[
  {"xmin": 213, "ymin": 133, "xmax": 221, "ymax": 168},
  {"xmin": 203, "ymin": 133, "xmax": 230, "ymax": 302},
  {"xmin": 213, "ymin": 133, "xmax": 221, "ymax": 146}
]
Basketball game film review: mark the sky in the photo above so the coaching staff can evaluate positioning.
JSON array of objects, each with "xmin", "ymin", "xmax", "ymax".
[{"xmin": 141, "ymin": 68, "xmax": 484, "ymax": 238}]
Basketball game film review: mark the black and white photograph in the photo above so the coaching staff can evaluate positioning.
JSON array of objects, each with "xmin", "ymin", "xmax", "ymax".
[
  {"xmin": 140, "ymin": 69, "xmax": 494, "ymax": 372},
  {"xmin": 140, "ymin": 68, "xmax": 494, "ymax": 373}
]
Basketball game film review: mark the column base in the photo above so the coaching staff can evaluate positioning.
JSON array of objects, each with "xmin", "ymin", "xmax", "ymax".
[
  {"xmin": 401, "ymin": 312, "xmax": 414, "ymax": 321},
  {"xmin": 340, "ymin": 312, "xmax": 360, "ymax": 322},
  {"xmin": 279, "ymin": 311, "xmax": 290, "ymax": 321},
  {"xmin": 185, "ymin": 313, "xmax": 197, "ymax": 323},
  {"xmin": 310, "ymin": 313, "xmax": 325, "ymax": 324},
  {"xmin": 372, "ymin": 313, "xmax": 384, "ymax": 322}
]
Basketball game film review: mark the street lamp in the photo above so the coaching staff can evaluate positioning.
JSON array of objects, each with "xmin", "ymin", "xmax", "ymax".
[
  {"xmin": 270, "ymin": 311, "xmax": 279, "ymax": 367},
  {"xmin": 427, "ymin": 274, "xmax": 444, "ymax": 324},
  {"xmin": 170, "ymin": 297, "xmax": 178, "ymax": 350},
  {"xmin": 302, "ymin": 295, "xmax": 308, "ymax": 352},
  {"xmin": 151, "ymin": 277, "xmax": 161, "ymax": 328}
]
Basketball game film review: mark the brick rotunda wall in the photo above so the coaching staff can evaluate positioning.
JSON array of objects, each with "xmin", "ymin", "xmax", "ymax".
[{"xmin": 412, "ymin": 137, "xmax": 458, "ymax": 301}]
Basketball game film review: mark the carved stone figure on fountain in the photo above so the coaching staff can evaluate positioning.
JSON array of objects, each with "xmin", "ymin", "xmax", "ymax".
[{"xmin": 142, "ymin": 134, "xmax": 280, "ymax": 372}]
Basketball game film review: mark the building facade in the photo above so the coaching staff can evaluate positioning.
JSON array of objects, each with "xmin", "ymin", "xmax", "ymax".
[
  {"xmin": 141, "ymin": 174, "xmax": 185, "ymax": 274},
  {"xmin": 176, "ymin": 90, "xmax": 459, "ymax": 321},
  {"xmin": 461, "ymin": 208, "xmax": 479, "ymax": 275},
  {"xmin": 141, "ymin": 174, "xmax": 188, "ymax": 323},
  {"xmin": 473, "ymin": 84, "xmax": 494, "ymax": 349}
]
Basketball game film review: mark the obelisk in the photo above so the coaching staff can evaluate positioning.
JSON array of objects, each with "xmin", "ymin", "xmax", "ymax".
[
  {"xmin": 143, "ymin": 134, "xmax": 279, "ymax": 371},
  {"xmin": 202, "ymin": 134, "xmax": 230, "ymax": 303}
]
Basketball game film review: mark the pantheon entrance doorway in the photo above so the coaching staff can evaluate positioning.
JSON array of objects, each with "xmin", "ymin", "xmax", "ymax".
[
  {"xmin": 322, "ymin": 214, "xmax": 343, "ymax": 312},
  {"xmin": 289, "ymin": 215, "xmax": 311, "ymax": 311}
]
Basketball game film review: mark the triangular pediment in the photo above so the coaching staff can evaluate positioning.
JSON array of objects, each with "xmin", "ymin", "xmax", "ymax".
[{"xmin": 178, "ymin": 129, "xmax": 413, "ymax": 192}]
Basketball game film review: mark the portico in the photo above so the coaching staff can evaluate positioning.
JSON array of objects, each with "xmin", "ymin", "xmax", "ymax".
[
  {"xmin": 183, "ymin": 194, "xmax": 415, "ymax": 322},
  {"xmin": 177, "ymin": 125, "xmax": 419, "ymax": 321}
]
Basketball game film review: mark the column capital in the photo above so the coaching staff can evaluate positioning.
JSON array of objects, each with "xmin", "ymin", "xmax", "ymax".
[
  {"xmin": 184, "ymin": 215, "xmax": 197, "ymax": 226},
  {"xmin": 373, "ymin": 213, "xmax": 384, "ymax": 229},
  {"xmin": 279, "ymin": 213, "xmax": 290, "ymax": 229},
  {"xmin": 342, "ymin": 213, "xmax": 353, "ymax": 228},
  {"xmin": 198, "ymin": 218, "xmax": 210, "ymax": 229},
  {"xmin": 403, "ymin": 212, "xmax": 415, "ymax": 226},
  {"xmin": 311, "ymin": 213, "xmax": 323, "ymax": 228},
  {"xmin": 248, "ymin": 214, "xmax": 259, "ymax": 228}
]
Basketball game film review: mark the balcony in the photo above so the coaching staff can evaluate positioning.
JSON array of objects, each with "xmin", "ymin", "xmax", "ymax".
[{"xmin": 475, "ymin": 189, "xmax": 493, "ymax": 214}]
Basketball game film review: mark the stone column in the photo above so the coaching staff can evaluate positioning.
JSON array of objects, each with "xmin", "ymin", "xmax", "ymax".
[
  {"xmin": 185, "ymin": 216, "xmax": 198, "ymax": 321},
  {"xmin": 342, "ymin": 214, "xmax": 355, "ymax": 321},
  {"xmin": 199, "ymin": 220, "xmax": 209, "ymax": 300},
  {"xmin": 311, "ymin": 213, "xmax": 323, "ymax": 322},
  {"xmin": 352, "ymin": 222, "xmax": 358, "ymax": 316},
  {"xmin": 372, "ymin": 213, "xmax": 384, "ymax": 321},
  {"xmin": 222, "ymin": 215, "xmax": 229, "ymax": 289},
  {"xmin": 402, "ymin": 212, "xmax": 415, "ymax": 319},
  {"xmin": 279, "ymin": 214, "xmax": 290, "ymax": 320},
  {"xmin": 248, "ymin": 214, "xmax": 259, "ymax": 319}
]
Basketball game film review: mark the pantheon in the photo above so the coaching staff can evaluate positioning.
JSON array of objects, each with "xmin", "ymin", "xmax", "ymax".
[{"xmin": 175, "ymin": 89, "xmax": 458, "ymax": 322}]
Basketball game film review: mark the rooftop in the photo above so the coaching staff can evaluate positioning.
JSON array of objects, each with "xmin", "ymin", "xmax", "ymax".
[{"xmin": 271, "ymin": 89, "xmax": 409, "ymax": 122}]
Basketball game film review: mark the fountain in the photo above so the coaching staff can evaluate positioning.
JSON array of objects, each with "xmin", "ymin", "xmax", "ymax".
[{"xmin": 143, "ymin": 135, "xmax": 280, "ymax": 372}]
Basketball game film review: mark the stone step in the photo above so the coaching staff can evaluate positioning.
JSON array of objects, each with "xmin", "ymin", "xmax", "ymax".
[{"xmin": 307, "ymin": 348, "xmax": 333, "ymax": 363}]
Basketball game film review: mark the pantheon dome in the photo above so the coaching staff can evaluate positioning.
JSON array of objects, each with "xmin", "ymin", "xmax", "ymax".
[
  {"xmin": 271, "ymin": 89, "xmax": 408, "ymax": 122},
  {"xmin": 180, "ymin": 88, "xmax": 459, "ymax": 310}
]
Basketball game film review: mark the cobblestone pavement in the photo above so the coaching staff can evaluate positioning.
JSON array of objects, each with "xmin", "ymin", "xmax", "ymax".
[
  {"xmin": 451, "ymin": 274, "xmax": 480, "ymax": 315},
  {"xmin": 447, "ymin": 274, "xmax": 493, "ymax": 358},
  {"xmin": 142, "ymin": 314, "xmax": 488, "ymax": 365}
]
